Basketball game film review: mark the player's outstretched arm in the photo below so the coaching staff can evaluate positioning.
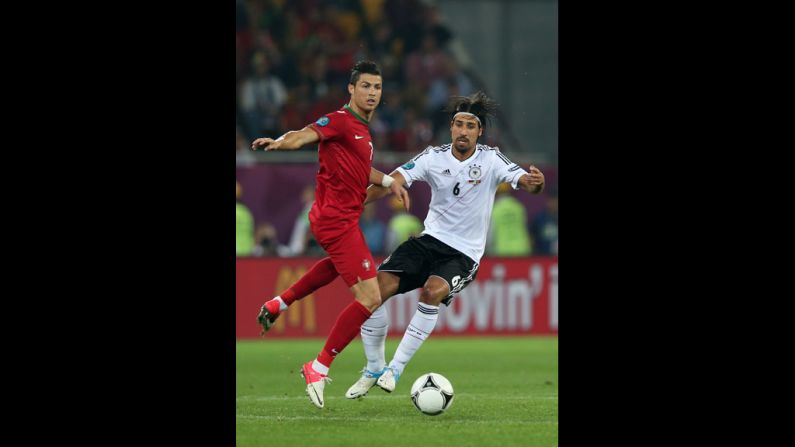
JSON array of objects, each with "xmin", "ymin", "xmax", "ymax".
[
  {"xmin": 250, "ymin": 126, "xmax": 319, "ymax": 151},
  {"xmin": 365, "ymin": 169, "xmax": 410, "ymax": 210},
  {"xmin": 517, "ymin": 165, "xmax": 545, "ymax": 194}
]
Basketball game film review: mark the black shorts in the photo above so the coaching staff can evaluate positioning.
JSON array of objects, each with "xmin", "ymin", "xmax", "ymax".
[{"xmin": 377, "ymin": 234, "xmax": 479, "ymax": 306}]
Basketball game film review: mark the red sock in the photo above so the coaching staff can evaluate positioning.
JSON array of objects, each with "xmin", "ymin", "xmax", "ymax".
[
  {"xmin": 316, "ymin": 301, "xmax": 372, "ymax": 368},
  {"xmin": 280, "ymin": 257, "xmax": 338, "ymax": 305}
]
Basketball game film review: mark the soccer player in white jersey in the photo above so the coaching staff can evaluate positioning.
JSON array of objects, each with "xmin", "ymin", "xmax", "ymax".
[{"xmin": 344, "ymin": 91, "xmax": 546, "ymax": 397}]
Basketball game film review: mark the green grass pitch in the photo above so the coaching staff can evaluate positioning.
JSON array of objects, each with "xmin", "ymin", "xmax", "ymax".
[{"xmin": 237, "ymin": 336, "xmax": 557, "ymax": 446}]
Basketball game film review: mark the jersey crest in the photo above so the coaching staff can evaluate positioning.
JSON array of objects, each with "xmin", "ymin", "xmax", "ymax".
[{"xmin": 468, "ymin": 164, "xmax": 482, "ymax": 180}]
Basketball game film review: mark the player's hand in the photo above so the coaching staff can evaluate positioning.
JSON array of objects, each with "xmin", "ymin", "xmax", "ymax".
[
  {"xmin": 389, "ymin": 182, "xmax": 410, "ymax": 211},
  {"xmin": 251, "ymin": 137, "xmax": 282, "ymax": 151},
  {"xmin": 527, "ymin": 165, "xmax": 545, "ymax": 193}
]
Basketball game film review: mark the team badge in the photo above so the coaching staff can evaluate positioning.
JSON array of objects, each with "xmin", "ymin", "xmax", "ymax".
[
  {"xmin": 468, "ymin": 164, "xmax": 482, "ymax": 179},
  {"xmin": 315, "ymin": 116, "xmax": 330, "ymax": 126}
]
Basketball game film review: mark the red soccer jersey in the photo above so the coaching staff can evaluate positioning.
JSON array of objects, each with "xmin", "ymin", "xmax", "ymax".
[{"xmin": 307, "ymin": 104, "xmax": 374, "ymax": 241}]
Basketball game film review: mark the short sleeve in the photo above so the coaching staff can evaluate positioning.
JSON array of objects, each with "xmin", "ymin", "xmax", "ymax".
[
  {"xmin": 308, "ymin": 112, "xmax": 347, "ymax": 141},
  {"xmin": 493, "ymin": 148, "xmax": 528, "ymax": 189},
  {"xmin": 395, "ymin": 147, "xmax": 433, "ymax": 187}
]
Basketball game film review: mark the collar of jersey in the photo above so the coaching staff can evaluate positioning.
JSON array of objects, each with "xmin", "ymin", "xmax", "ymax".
[
  {"xmin": 450, "ymin": 146, "xmax": 478, "ymax": 163},
  {"xmin": 344, "ymin": 104, "xmax": 369, "ymax": 126}
]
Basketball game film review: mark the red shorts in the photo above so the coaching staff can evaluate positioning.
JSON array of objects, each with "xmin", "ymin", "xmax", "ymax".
[{"xmin": 313, "ymin": 224, "xmax": 376, "ymax": 287}]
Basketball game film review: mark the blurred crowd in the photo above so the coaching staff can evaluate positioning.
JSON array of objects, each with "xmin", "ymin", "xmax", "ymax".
[{"xmin": 236, "ymin": 0, "xmax": 497, "ymax": 162}]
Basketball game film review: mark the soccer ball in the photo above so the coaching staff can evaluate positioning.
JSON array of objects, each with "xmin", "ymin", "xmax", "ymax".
[{"xmin": 410, "ymin": 372, "xmax": 454, "ymax": 415}]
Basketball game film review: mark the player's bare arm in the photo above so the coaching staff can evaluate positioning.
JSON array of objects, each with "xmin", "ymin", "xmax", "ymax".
[
  {"xmin": 517, "ymin": 165, "xmax": 545, "ymax": 194},
  {"xmin": 250, "ymin": 126, "xmax": 320, "ymax": 151},
  {"xmin": 365, "ymin": 170, "xmax": 409, "ymax": 210}
]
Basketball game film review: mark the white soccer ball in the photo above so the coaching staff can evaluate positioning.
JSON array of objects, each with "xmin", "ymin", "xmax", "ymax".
[{"xmin": 410, "ymin": 372, "xmax": 454, "ymax": 415}]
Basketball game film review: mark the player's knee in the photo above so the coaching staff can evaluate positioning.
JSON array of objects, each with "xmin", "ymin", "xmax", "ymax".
[
  {"xmin": 419, "ymin": 285, "xmax": 446, "ymax": 306},
  {"xmin": 354, "ymin": 282, "xmax": 382, "ymax": 311},
  {"xmin": 358, "ymin": 292, "xmax": 382, "ymax": 311}
]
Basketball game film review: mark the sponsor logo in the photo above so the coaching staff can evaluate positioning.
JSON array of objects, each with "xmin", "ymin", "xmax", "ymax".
[
  {"xmin": 442, "ymin": 169, "xmax": 452, "ymax": 176},
  {"xmin": 355, "ymin": 135, "xmax": 364, "ymax": 139}
]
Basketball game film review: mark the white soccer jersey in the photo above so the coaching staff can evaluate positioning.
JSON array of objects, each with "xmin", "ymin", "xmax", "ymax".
[{"xmin": 395, "ymin": 143, "xmax": 528, "ymax": 263}]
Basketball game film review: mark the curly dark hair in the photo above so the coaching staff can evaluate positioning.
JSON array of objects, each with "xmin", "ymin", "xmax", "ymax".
[{"xmin": 446, "ymin": 91, "xmax": 499, "ymax": 128}]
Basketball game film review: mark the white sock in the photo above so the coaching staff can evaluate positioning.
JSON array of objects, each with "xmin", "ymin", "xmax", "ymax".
[
  {"xmin": 361, "ymin": 305, "xmax": 388, "ymax": 373},
  {"xmin": 311, "ymin": 360, "xmax": 329, "ymax": 375},
  {"xmin": 389, "ymin": 303, "xmax": 439, "ymax": 376},
  {"xmin": 274, "ymin": 296, "xmax": 287, "ymax": 311}
]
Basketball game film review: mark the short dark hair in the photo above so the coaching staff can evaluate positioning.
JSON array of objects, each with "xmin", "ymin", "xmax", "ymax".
[
  {"xmin": 446, "ymin": 91, "xmax": 498, "ymax": 128},
  {"xmin": 349, "ymin": 60, "xmax": 382, "ymax": 85}
]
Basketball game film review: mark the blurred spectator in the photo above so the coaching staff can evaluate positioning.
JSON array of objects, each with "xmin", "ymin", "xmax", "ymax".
[
  {"xmin": 428, "ymin": 61, "xmax": 475, "ymax": 135},
  {"xmin": 280, "ymin": 85, "xmax": 311, "ymax": 133},
  {"xmin": 253, "ymin": 222, "xmax": 280, "ymax": 256},
  {"xmin": 359, "ymin": 0, "xmax": 385, "ymax": 26},
  {"xmin": 531, "ymin": 192, "xmax": 558, "ymax": 256},
  {"xmin": 404, "ymin": 33, "xmax": 454, "ymax": 90},
  {"xmin": 236, "ymin": 181, "xmax": 255, "ymax": 256},
  {"xmin": 253, "ymin": 222, "xmax": 296, "ymax": 257},
  {"xmin": 360, "ymin": 202, "xmax": 387, "ymax": 255},
  {"xmin": 314, "ymin": 4, "xmax": 355, "ymax": 83},
  {"xmin": 401, "ymin": 108, "xmax": 434, "ymax": 152},
  {"xmin": 307, "ymin": 88, "xmax": 346, "ymax": 125},
  {"xmin": 487, "ymin": 183, "xmax": 531, "ymax": 256},
  {"xmin": 377, "ymin": 89, "xmax": 404, "ymax": 132},
  {"xmin": 287, "ymin": 184, "xmax": 322, "ymax": 256},
  {"xmin": 385, "ymin": 0, "xmax": 426, "ymax": 53},
  {"xmin": 423, "ymin": 5, "xmax": 453, "ymax": 49},
  {"xmin": 239, "ymin": 51, "xmax": 288, "ymax": 138},
  {"xmin": 368, "ymin": 19, "xmax": 394, "ymax": 58},
  {"xmin": 385, "ymin": 194, "xmax": 423, "ymax": 253},
  {"xmin": 304, "ymin": 51, "xmax": 330, "ymax": 101},
  {"xmin": 368, "ymin": 89, "xmax": 399, "ymax": 151}
]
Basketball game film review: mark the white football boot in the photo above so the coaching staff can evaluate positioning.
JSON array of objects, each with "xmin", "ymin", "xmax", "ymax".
[
  {"xmin": 376, "ymin": 366, "xmax": 401, "ymax": 393},
  {"xmin": 345, "ymin": 367, "xmax": 385, "ymax": 399},
  {"xmin": 300, "ymin": 361, "xmax": 332, "ymax": 409}
]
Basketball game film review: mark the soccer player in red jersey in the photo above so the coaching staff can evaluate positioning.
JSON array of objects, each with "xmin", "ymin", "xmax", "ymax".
[{"xmin": 251, "ymin": 60, "xmax": 409, "ymax": 409}]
